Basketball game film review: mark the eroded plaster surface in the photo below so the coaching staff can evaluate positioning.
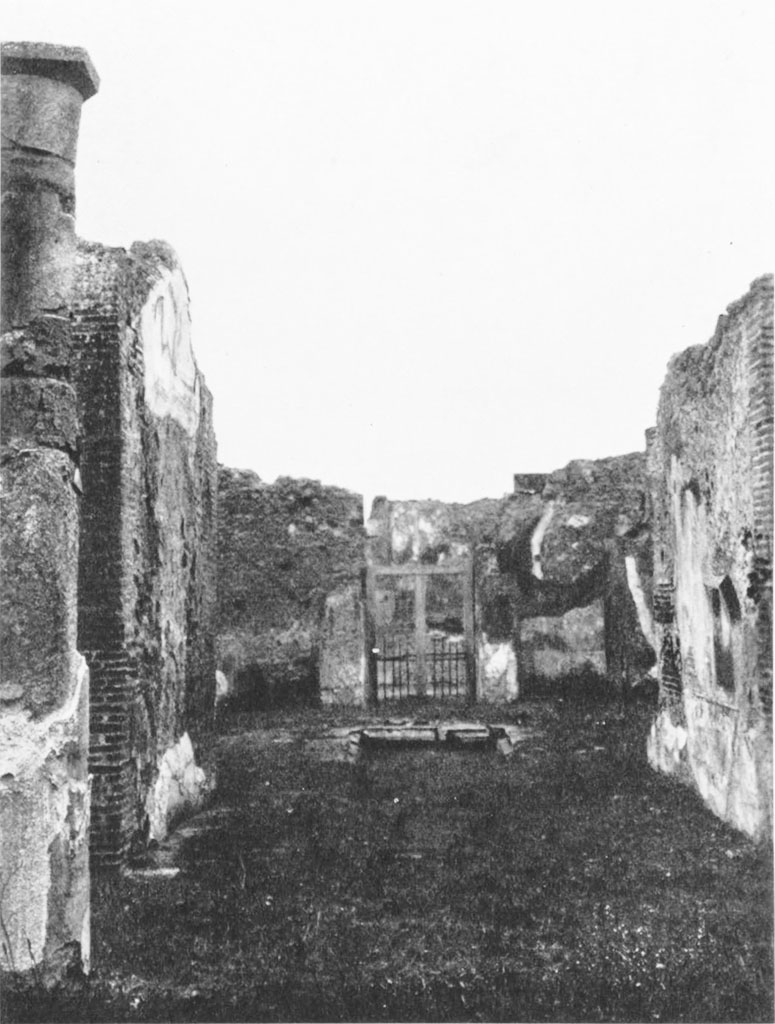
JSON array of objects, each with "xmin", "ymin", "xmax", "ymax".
[
  {"xmin": 0, "ymin": 654, "xmax": 90, "ymax": 973},
  {"xmin": 648, "ymin": 275, "xmax": 773, "ymax": 841},
  {"xmin": 138, "ymin": 263, "xmax": 201, "ymax": 436},
  {"xmin": 145, "ymin": 732, "xmax": 207, "ymax": 844},
  {"xmin": 519, "ymin": 600, "xmax": 606, "ymax": 682},
  {"xmin": 477, "ymin": 637, "xmax": 518, "ymax": 702}
]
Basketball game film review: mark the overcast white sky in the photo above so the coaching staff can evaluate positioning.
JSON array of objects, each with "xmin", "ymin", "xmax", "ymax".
[{"xmin": 4, "ymin": 1, "xmax": 774, "ymax": 503}]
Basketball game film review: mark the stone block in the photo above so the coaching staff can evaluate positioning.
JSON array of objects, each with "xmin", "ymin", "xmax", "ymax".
[
  {"xmin": 1, "ymin": 317, "xmax": 73, "ymax": 378},
  {"xmin": 0, "ymin": 376, "xmax": 78, "ymax": 451},
  {"xmin": 362, "ymin": 725, "xmax": 439, "ymax": 745},
  {"xmin": 0, "ymin": 448, "xmax": 79, "ymax": 717},
  {"xmin": 444, "ymin": 725, "xmax": 491, "ymax": 748}
]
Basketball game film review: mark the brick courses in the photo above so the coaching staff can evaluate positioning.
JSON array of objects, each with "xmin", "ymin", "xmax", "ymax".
[{"xmin": 72, "ymin": 240, "xmax": 217, "ymax": 868}]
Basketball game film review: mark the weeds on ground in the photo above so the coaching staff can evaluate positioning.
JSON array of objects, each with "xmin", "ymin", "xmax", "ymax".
[{"xmin": 3, "ymin": 693, "xmax": 772, "ymax": 1022}]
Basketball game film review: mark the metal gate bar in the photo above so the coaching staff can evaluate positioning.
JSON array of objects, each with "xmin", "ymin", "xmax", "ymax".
[
  {"xmin": 377, "ymin": 634, "xmax": 416, "ymax": 701},
  {"xmin": 429, "ymin": 634, "xmax": 467, "ymax": 698}
]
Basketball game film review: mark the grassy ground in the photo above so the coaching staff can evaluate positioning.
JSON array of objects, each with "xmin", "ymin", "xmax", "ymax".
[{"xmin": 3, "ymin": 690, "xmax": 773, "ymax": 1022}]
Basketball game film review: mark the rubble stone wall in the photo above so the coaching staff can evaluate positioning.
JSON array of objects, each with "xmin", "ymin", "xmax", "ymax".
[
  {"xmin": 72, "ymin": 240, "xmax": 217, "ymax": 867},
  {"xmin": 648, "ymin": 275, "xmax": 773, "ymax": 841},
  {"xmin": 217, "ymin": 469, "xmax": 364, "ymax": 706}
]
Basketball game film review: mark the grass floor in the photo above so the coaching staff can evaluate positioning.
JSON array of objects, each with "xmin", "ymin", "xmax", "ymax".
[{"xmin": 4, "ymin": 692, "xmax": 773, "ymax": 1022}]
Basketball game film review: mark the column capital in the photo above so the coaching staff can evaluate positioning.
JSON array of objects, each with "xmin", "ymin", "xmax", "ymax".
[{"xmin": 1, "ymin": 42, "xmax": 99, "ymax": 100}]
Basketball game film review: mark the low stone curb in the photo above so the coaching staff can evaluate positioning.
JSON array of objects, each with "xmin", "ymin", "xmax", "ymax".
[{"xmin": 302, "ymin": 718, "xmax": 539, "ymax": 761}]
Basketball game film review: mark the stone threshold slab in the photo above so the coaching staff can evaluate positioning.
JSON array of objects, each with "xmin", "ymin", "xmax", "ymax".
[{"xmin": 302, "ymin": 718, "xmax": 540, "ymax": 761}]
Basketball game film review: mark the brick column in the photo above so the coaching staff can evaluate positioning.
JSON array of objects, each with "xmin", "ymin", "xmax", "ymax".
[{"xmin": 746, "ymin": 276, "xmax": 774, "ymax": 719}]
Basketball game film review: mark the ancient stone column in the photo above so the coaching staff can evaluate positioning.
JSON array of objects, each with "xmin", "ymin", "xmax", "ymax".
[
  {"xmin": 0, "ymin": 43, "xmax": 98, "ymax": 981},
  {"xmin": 1, "ymin": 42, "xmax": 99, "ymax": 326}
]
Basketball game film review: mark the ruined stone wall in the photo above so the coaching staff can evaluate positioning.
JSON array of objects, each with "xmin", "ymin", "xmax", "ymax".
[
  {"xmin": 0, "ymin": 43, "xmax": 97, "ymax": 978},
  {"xmin": 72, "ymin": 240, "xmax": 217, "ymax": 863},
  {"xmin": 648, "ymin": 275, "xmax": 773, "ymax": 841},
  {"xmin": 217, "ymin": 469, "xmax": 364, "ymax": 706},
  {"xmin": 366, "ymin": 470, "xmax": 654, "ymax": 701},
  {"xmin": 499, "ymin": 453, "xmax": 655, "ymax": 692}
]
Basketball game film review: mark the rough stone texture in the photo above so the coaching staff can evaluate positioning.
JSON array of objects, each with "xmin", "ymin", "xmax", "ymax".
[
  {"xmin": 318, "ymin": 584, "xmax": 367, "ymax": 704},
  {"xmin": 71, "ymin": 240, "xmax": 217, "ymax": 865},
  {"xmin": 648, "ymin": 275, "xmax": 773, "ymax": 842},
  {"xmin": 217, "ymin": 469, "xmax": 364, "ymax": 706},
  {"xmin": 0, "ymin": 449, "xmax": 80, "ymax": 717},
  {"xmin": 0, "ymin": 43, "xmax": 97, "ymax": 978}
]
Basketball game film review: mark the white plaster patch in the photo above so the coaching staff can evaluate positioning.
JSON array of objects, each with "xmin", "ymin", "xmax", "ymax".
[
  {"xmin": 215, "ymin": 669, "xmax": 230, "ymax": 702},
  {"xmin": 530, "ymin": 501, "xmax": 555, "ymax": 579},
  {"xmin": 0, "ymin": 653, "xmax": 90, "ymax": 973},
  {"xmin": 138, "ymin": 263, "xmax": 201, "ymax": 436},
  {"xmin": 671, "ymin": 465, "xmax": 715, "ymax": 692},
  {"xmin": 724, "ymin": 727, "xmax": 768, "ymax": 841},
  {"xmin": 478, "ymin": 637, "xmax": 518, "ymax": 702},
  {"xmin": 146, "ymin": 732, "xmax": 207, "ymax": 843},
  {"xmin": 81, "ymin": 906, "xmax": 91, "ymax": 974},
  {"xmin": 647, "ymin": 709, "xmax": 687, "ymax": 774},
  {"xmin": 624, "ymin": 554, "xmax": 656, "ymax": 651},
  {"xmin": 566, "ymin": 514, "xmax": 590, "ymax": 529}
]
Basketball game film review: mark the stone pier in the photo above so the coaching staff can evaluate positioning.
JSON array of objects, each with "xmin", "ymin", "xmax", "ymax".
[{"xmin": 1, "ymin": 44, "xmax": 99, "ymax": 979}]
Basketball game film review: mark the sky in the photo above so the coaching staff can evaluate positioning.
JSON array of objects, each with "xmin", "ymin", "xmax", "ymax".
[{"xmin": 3, "ymin": 1, "xmax": 774, "ymax": 505}]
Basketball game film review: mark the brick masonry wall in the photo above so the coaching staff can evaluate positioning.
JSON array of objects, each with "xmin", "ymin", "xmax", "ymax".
[
  {"xmin": 72, "ymin": 240, "xmax": 217, "ymax": 867},
  {"xmin": 217, "ymin": 468, "xmax": 364, "ymax": 706},
  {"xmin": 648, "ymin": 274, "xmax": 773, "ymax": 841}
]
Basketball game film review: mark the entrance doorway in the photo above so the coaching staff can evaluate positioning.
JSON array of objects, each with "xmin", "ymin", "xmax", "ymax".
[{"xmin": 365, "ymin": 560, "xmax": 475, "ymax": 704}]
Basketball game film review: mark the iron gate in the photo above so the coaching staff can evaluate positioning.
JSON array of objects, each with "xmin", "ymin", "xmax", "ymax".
[{"xmin": 365, "ymin": 561, "xmax": 475, "ymax": 704}]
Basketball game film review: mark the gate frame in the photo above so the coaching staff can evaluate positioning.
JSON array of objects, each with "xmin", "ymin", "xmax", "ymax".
[{"xmin": 364, "ymin": 559, "xmax": 476, "ymax": 707}]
